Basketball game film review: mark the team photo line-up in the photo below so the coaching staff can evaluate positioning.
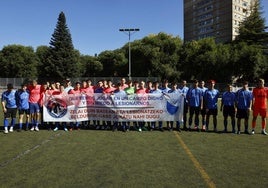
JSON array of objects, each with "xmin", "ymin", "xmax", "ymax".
[{"xmin": 1, "ymin": 77, "xmax": 267, "ymax": 135}]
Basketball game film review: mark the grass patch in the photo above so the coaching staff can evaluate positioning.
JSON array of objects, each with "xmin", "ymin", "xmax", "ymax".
[{"xmin": 0, "ymin": 104, "xmax": 267, "ymax": 187}]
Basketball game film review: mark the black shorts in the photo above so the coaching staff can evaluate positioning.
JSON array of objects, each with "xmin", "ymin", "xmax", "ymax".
[
  {"xmin": 236, "ymin": 109, "xmax": 249, "ymax": 119},
  {"xmin": 18, "ymin": 109, "xmax": 30, "ymax": 115},
  {"xmin": 223, "ymin": 106, "xmax": 235, "ymax": 117},
  {"xmin": 206, "ymin": 109, "xmax": 218, "ymax": 116},
  {"xmin": 189, "ymin": 106, "xmax": 200, "ymax": 115},
  {"xmin": 4, "ymin": 108, "xmax": 17, "ymax": 119}
]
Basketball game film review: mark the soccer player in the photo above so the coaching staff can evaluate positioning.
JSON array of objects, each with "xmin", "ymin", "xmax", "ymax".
[
  {"xmin": 161, "ymin": 79, "xmax": 171, "ymax": 130},
  {"xmin": 113, "ymin": 83, "xmax": 128, "ymax": 132},
  {"xmin": 220, "ymin": 84, "xmax": 236, "ymax": 133},
  {"xmin": 64, "ymin": 78, "xmax": 74, "ymax": 93},
  {"xmin": 16, "ymin": 84, "xmax": 30, "ymax": 131},
  {"xmin": 1, "ymin": 84, "xmax": 17, "ymax": 134},
  {"xmin": 199, "ymin": 80, "xmax": 208, "ymax": 131},
  {"xmin": 68, "ymin": 81, "xmax": 82, "ymax": 130},
  {"xmin": 120, "ymin": 77, "xmax": 128, "ymax": 90},
  {"xmin": 150, "ymin": 81, "xmax": 164, "ymax": 131},
  {"xmin": 28, "ymin": 79, "xmax": 42, "ymax": 131},
  {"xmin": 251, "ymin": 78, "xmax": 268, "ymax": 135},
  {"xmin": 204, "ymin": 80, "xmax": 220, "ymax": 132},
  {"xmin": 179, "ymin": 80, "xmax": 189, "ymax": 130},
  {"xmin": 136, "ymin": 81, "xmax": 148, "ymax": 132},
  {"xmin": 52, "ymin": 84, "xmax": 69, "ymax": 132},
  {"xmin": 235, "ymin": 81, "xmax": 252, "ymax": 134},
  {"xmin": 186, "ymin": 79, "xmax": 203, "ymax": 131},
  {"xmin": 168, "ymin": 82, "xmax": 182, "ymax": 131}
]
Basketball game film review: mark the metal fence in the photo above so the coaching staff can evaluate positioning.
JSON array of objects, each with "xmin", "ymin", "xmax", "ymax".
[{"xmin": 0, "ymin": 77, "xmax": 258, "ymax": 93}]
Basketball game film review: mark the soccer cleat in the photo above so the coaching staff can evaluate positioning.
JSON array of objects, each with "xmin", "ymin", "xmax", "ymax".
[
  {"xmin": 138, "ymin": 128, "xmax": 142, "ymax": 132},
  {"xmin": 53, "ymin": 127, "xmax": 58, "ymax": 131},
  {"xmin": 64, "ymin": 128, "xmax": 68, "ymax": 132},
  {"xmin": 9, "ymin": 127, "xmax": 14, "ymax": 132},
  {"xmin": 261, "ymin": 130, "xmax": 267, "ymax": 135},
  {"xmin": 30, "ymin": 127, "xmax": 35, "ymax": 131},
  {"xmin": 35, "ymin": 127, "xmax": 39, "ymax": 131},
  {"xmin": 4, "ymin": 129, "xmax": 8, "ymax": 134},
  {"xmin": 251, "ymin": 130, "xmax": 255, "ymax": 135}
]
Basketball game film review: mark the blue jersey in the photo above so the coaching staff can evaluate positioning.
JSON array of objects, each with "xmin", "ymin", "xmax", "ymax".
[
  {"xmin": 236, "ymin": 89, "xmax": 252, "ymax": 109},
  {"xmin": 204, "ymin": 89, "xmax": 219, "ymax": 109},
  {"xmin": 187, "ymin": 87, "xmax": 203, "ymax": 107},
  {"xmin": 222, "ymin": 91, "xmax": 236, "ymax": 106},
  {"xmin": 161, "ymin": 87, "xmax": 171, "ymax": 94},
  {"xmin": 168, "ymin": 88, "xmax": 181, "ymax": 94},
  {"xmin": 151, "ymin": 88, "xmax": 162, "ymax": 94},
  {"xmin": 1, "ymin": 90, "xmax": 17, "ymax": 108},
  {"xmin": 200, "ymin": 87, "xmax": 208, "ymax": 96},
  {"xmin": 16, "ymin": 90, "xmax": 30, "ymax": 110}
]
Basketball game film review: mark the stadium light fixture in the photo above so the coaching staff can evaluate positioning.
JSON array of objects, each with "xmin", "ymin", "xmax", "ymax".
[{"xmin": 119, "ymin": 28, "xmax": 140, "ymax": 80}]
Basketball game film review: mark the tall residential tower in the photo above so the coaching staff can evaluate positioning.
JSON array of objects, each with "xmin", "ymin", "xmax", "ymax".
[{"xmin": 184, "ymin": 0, "xmax": 256, "ymax": 43}]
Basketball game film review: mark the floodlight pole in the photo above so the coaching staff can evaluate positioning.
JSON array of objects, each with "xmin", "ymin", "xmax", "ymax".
[{"xmin": 119, "ymin": 28, "xmax": 140, "ymax": 80}]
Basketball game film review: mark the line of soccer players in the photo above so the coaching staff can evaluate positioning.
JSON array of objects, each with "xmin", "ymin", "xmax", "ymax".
[{"xmin": 1, "ymin": 78, "xmax": 267, "ymax": 135}]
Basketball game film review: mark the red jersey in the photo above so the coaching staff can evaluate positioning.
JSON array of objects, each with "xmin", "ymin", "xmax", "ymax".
[
  {"xmin": 81, "ymin": 86, "xmax": 94, "ymax": 94},
  {"xmin": 252, "ymin": 87, "xmax": 268, "ymax": 109},
  {"xmin": 28, "ymin": 84, "xmax": 42, "ymax": 103},
  {"xmin": 136, "ymin": 88, "xmax": 147, "ymax": 94},
  {"xmin": 103, "ymin": 87, "xmax": 115, "ymax": 94}
]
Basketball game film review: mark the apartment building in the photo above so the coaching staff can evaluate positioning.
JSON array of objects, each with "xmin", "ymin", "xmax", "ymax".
[{"xmin": 184, "ymin": 0, "xmax": 256, "ymax": 43}]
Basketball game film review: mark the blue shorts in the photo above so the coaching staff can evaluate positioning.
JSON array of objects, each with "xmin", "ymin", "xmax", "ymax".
[{"xmin": 29, "ymin": 103, "xmax": 40, "ymax": 114}]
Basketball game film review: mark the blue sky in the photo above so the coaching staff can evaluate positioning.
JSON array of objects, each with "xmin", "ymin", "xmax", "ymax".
[{"xmin": 0, "ymin": 0, "xmax": 267, "ymax": 56}]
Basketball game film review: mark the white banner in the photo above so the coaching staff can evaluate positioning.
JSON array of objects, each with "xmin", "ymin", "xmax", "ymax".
[{"xmin": 43, "ymin": 93, "xmax": 184, "ymax": 122}]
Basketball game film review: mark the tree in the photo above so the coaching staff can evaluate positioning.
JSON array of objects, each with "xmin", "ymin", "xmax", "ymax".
[
  {"xmin": 45, "ymin": 11, "xmax": 80, "ymax": 80},
  {"xmin": 235, "ymin": 0, "xmax": 268, "ymax": 46},
  {"xmin": 80, "ymin": 55, "xmax": 103, "ymax": 77},
  {"xmin": 231, "ymin": 42, "xmax": 268, "ymax": 82},
  {"xmin": 98, "ymin": 50, "xmax": 127, "ymax": 77},
  {"xmin": 0, "ymin": 45, "xmax": 38, "ymax": 78}
]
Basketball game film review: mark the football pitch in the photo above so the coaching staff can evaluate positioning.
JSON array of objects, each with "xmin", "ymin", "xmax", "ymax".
[{"xmin": 0, "ymin": 112, "xmax": 267, "ymax": 187}]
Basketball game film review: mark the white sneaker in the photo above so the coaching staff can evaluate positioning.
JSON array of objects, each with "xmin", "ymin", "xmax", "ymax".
[
  {"xmin": 4, "ymin": 129, "xmax": 8, "ymax": 134},
  {"xmin": 30, "ymin": 127, "xmax": 35, "ymax": 131},
  {"xmin": 64, "ymin": 128, "xmax": 68, "ymax": 132},
  {"xmin": 251, "ymin": 130, "xmax": 255, "ymax": 135},
  {"xmin": 138, "ymin": 128, "xmax": 142, "ymax": 132},
  {"xmin": 35, "ymin": 127, "xmax": 39, "ymax": 131},
  {"xmin": 9, "ymin": 127, "xmax": 14, "ymax": 132},
  {"xmin": 261, "ymin": 130, "xmax": 267, "ymax": 135},
  {"xmin": 53, "ymin": 127, "xmax": 58, "ymax": 131}
]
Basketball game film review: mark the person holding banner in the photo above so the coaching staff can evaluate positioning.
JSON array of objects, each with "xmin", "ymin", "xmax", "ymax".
[
  {"xmin": 179, "ymin": 80, "xmax": 189, "ymax": 130},
  {"xmin": 161, "ymin": 79, "xmax": 171, "ymax": 130},
  {"xmin": 94, "ymin": 80, "xmax": 104, "ymax": 130},
  {"xmin": 51, "ymin": 84, "xmax": 69, "ymax": 132},
  {"xmin": 103, "ymin": 80, "xmax": 116, "ymax": 130},
  {"xmin": 136, "ymin": 81, "xmax": 148, "ymax": 132},
  {"xmin": 112, "ymin": 83, "xmax": 128, "ymax": 132},
  {"xmin": 150, "ymin": 81, "xmax": 164, "ymax": 131},
  {"xmin": 204, "ymin": 80, "xmax": 220, "ymax": 132},
  {"xmin": 168, "ymin": 82, "xmax": 181, "ymax": 131},
  {"xmin": 68, "ymin": 81, "xmax": 82, "ymax": 130}
]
